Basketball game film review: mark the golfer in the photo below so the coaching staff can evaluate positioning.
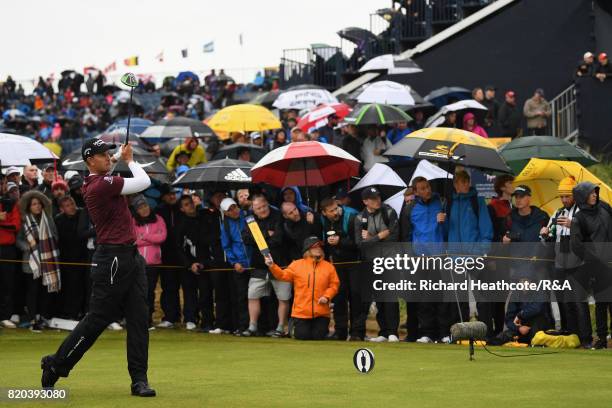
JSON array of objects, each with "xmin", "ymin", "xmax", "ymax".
[{"xmin": 40, "ymin": 139, "xmax": 156, "ymax": 397}]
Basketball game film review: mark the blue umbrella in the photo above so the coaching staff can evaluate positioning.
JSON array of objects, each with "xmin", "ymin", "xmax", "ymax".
[
  {"xmin": 104, "ymin": 118, "xmax": 153, "ymax": 136},
  {"xmin": 424, "ymin": 86, "xmax": 472, "ymax": 109},
  {"xmin": 175, "ymin": 71, "xmax": 200, "ymax": 84}
]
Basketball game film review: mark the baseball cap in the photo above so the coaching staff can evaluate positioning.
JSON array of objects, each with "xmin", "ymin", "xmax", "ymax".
[
  {"xmin": 584, "ymin": 51, "xmax": 594, "ymax": 59},
  {"xmin": 512, "ymin": 185, "xmax": 531, "ymax": 197},
  {"xmin": 6, "ymin": 182, "xmax": 18, "ymax": 191},
  {"xmin": 220, "ymin": 197, "xmax": 238, "ymax": 212},
  {"xmin": 361, "ymin": 186, "xmax": 381, "ymax": 200},
  {"xmin": 535, "ymin": 88, "xmax": 545, "ymax": 97},
  {"xmin": 5, "ymin": 166, "xmax": 20, "ymax": 177},
  {"xmin": 250, "ymin": 132, "xmax": 262, "ymax": 140},
  {"xmin": 599, "ymin": 52, "xmax": 608, "ymax": 62},
  {"xmin": 81, "ymin": 138, "xmax": 117, "ymax": 161},
  {"xmin": 505, "ymin": 90, "xmax": 516, "ymax": 98}
]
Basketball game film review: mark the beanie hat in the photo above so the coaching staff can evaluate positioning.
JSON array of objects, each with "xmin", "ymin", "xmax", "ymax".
[{"xmin": 558, "ymin": 176, "xmax": 577, "ymax": 196}]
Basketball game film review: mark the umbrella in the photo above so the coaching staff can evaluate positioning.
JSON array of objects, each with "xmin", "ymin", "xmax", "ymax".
[
  {"xmin": 61, "ymin": 145, "xmax": 167, "ymax": 174},
  {"xmin": 354, "ymin": 81, "xmax": 416, "ymax": 105},
  {"xmin": 155, "ymin": 117, "xmax": 216, "ymax": 138},
  {"xmin": 350, "ymin": 163, "xmax": 407, "ymax": 200},
  {"xmin": 384, "ymin": 160, "xmax": 453, "ymax": 214},
  {"xmin": 175, "ymin": 71, "xmax": 200, "ymax": 83},
  {"xmin": 160, "ymin": 138, "xmax": 183, "ymax": 157},
  {"xmin": 359, "ymin": 54, "xmax": 422, "ymax": 75},
  {"xmin": 296, "ymin": 103, "xmax": 352, "ymax": 132},
  {"xmin": 424, "ymin": 99, "xmax": 488, "ymax": 128},
  {"xmin": 252, "ymin": 141, "xmax": 360, "ymax": 188},
  {"xmin": 499, "ymin": 136, "xmax": 599, "ymax": 174},
  {"xmin": 273, "ymin": 87, "xmax": 338, "ymax": 111},
  {"xmin": 2, "ymin": 109, "xmax": 26, "ymax": 120},
  {"xmin": 0, "ymin": 133, "xmax": 58, "ymax": 166},
  {"xmin": 207, "ymin": 104, "xmax": 282, "ymax": 137},
  {"xmin": 384, "ymin": 127, "xmax": 511, "ymax": 173},
  {"xmin": 343, "ymin": 103, "xmax": 412, "ymax": 126},
  {"xmin": 104, "ymin": 118, "xmax": 153, "ymax": 136},
  {"xmin": 97, "ymin": 132, "xmax": 150, "ymax": 150},
  {"xmin": 424, "ymin": 86, "xmax": 472, "ymax": 109},
  {"xmin": 249, "ymin": 90, "xmax": 280, "ymax": 109},
  {"xmin": 173, "ymin": 159, "xmax": 253, "ymax": 190},
  {"xmin": 139, "ymin": 125, "xmax": 193, "ymax": 143},
  {"xmin": 337, "ymin": 27, "xmax": 379, "ymax": 45},
  {"xmin": 514, "ymin": 158, "xmax": 612, "ymax": 216},
  {"xmin": 212, "ymin": 143, "xmax": 267, "ymax": 162}
]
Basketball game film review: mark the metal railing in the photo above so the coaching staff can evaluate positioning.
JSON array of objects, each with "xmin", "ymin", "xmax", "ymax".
[{"xmin": 550, "ymin": 84, "xmax": 579, "ymax": 144}]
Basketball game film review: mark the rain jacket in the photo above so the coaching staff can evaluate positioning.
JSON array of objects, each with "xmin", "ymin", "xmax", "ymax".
[
  {"xmin": 386, "ymin": 127, "xmax": 411, "ymax": 145},
  {"xmin": 506, "ymin": 206, "xmax": 549, "ymax": 243},
  {"xmin": 0, "ymin": 198, "xmax": 20, "ymax": 245},
  {"xmin": 133, "ymin": 214, "xmax": 167, "ymax": 265},
  {"xmin": 269, "ymin": 257, "xmax": 340, "ymax": 319},
  {"xmin": 280, "ymin": 186, "xmax": 312, "ymax": 213},
  {"xmin": 166, "ymin": 143, "xmax": 207, "ymax": 172},
  {"xmin": 523, "ymin": 97, "xmax": 551, "ymax": 130},
  {"xmin": 407, "ymin": 193, "xmax": 446, "ymax": 256},
  {"xmin": 320, "ymin": 206, "xmax": 359, "ymax": 262},
  {"xmin": 488, "ymin": 196, "xmax": 512, "ymax": 242},
  {"xmin": 446, "ymin": 187, "xmax": 493, "ymax": 244},
  {"xmin": 570, "ymin": 182, "xmax": 612, "ymax": 264},
  {"xmin": 462, "ymin": 112, "xmax": 488, "ymax": 138},
  {"xmin": 220, "ymin": 214, "xmax": 251, "ymax": 267}
]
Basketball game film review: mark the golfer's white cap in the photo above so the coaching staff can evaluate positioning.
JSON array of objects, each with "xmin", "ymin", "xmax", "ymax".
[{"xmin": 220, "ymin": 197, "xmax": 238, "ymax": 212}]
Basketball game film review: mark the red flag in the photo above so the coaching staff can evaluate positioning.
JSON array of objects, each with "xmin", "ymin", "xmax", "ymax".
[{"xmin": 103, "ymin": 61, "xmax": 117, "ymax": 74}]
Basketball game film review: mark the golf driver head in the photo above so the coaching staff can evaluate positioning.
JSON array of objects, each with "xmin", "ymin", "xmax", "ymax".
[{"xmin": 121, "ymin": 73, "xmax": 138, "ymax": 88}]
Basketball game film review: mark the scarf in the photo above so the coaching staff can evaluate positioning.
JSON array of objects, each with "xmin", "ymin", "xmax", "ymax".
[{"xmin": 23, "ymin": 212, "xmax": 61, "ymax": 293}]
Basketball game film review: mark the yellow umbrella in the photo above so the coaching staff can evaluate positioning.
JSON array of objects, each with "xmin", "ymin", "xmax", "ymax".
[
  {"xmin": 43, "ymin": 141, "xmax": 62, "ymax": 157},
  {"xmin": 207, "ymin": 104, "xmax": 282, "ymax": 138},
  {"xmin": 514, "ymin": 158, "xmax": 612, "ymax": 215}
]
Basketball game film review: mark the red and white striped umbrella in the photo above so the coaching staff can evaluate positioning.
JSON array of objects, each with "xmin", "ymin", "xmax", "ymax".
[
  {"xmin": 296, "ymin": 103, "xmax": 352, "ymax": 132},
  {"xmin": 252, "ymin": 141, "xmax": 360, "ymax": 187}
]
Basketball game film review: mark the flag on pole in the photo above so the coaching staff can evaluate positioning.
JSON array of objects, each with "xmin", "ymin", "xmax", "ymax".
[
  {"xmin": 239, "ymin": 33, "xmax": 243, "ymax": 47},
  {"xmin": 203, "ymin": 41, "xmax": 214, "ymax": 53},
  {"xmin": 156, "ymin": 51, "xmax": 164, "ymax": 62},
  {"xmin": 181, "ymin": 49, "xmax": 188, "ymax": 58},
  {"xmin": 103, "ymin": 61, "xmax": 117, "ymax": 74},
  {"xmin": 124, "ymin": 56, "xmax": 138, "ymax": 66}
]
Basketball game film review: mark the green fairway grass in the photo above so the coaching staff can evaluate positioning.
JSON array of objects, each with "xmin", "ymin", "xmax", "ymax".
[{"xmin": 1, "ymin": 329, "xmax": 611, "ymax": 408}]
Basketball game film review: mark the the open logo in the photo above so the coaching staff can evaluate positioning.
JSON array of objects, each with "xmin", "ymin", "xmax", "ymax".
[{"xmin": 353, "ymin": 348, "xmax": 375, "ymax": 374}]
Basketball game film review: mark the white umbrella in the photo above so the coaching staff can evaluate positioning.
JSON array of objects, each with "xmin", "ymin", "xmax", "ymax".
[
  {"xmin": 359, "ymin": 54, "xmax": 422, "ymax": 75},
  {"xmin": 273, "ymin": 88, "xmax": 338, "ymax": 110},
  {"xmin": 0, "ymin": 133, "xmax": 58, "ymax": 166},
  {"xmin": 355, "ymin": 81, "xmax": 416, "ymax": 106},
  {"xmin": 384, "ymin": 160, "xmax": 453, "ymax": 214},
  {"xmin": 424, "ymin": 99, "xmax": 488, "ymax": 128},
  {"xmin": 350, "ymin": 163, "xmax": 406, "ymax": 200}
]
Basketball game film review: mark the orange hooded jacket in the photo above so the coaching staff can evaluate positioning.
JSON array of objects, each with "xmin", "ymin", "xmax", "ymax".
[{"xmin": 269, "ymin": 258, "xmax": 340, "ymax": 319}]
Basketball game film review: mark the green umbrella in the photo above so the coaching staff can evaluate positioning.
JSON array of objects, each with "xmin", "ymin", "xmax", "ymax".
[
  {"xmin": 499, "ymin": 136, "xmax": 598, "ymax": 174},
  {"xmin": 343, "ymin": 103, "xmax": 412, "ymax": 126}
]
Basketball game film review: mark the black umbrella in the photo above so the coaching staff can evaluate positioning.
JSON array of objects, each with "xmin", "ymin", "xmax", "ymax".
[
  {"xmin": 211, "ymin": 143, "xmax": 267, "ymax": 162},
  {"xmin": 173, "ymin": 158, "xmax": 254, "ymax": 190},
  {"xmin": 249, "ymin": 90, "xmax": 280, "ymax": 108},
  {"xmin": 337, "ymin": 27, "xmax": 379, "ymax": 45},
  {"xmin": 61, "ymin": 145, "xmax": 168, "ymax": 174},
  {"xmin": 155, "ymin": 117, "xmax": 216, "ymax": 138},
  {"xmin": 424, "ymin": 86, "xmax": 471, "ymax": 109}
]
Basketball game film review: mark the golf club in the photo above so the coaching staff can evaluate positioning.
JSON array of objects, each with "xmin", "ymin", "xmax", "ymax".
[{"xmin": 120, "ymin": 72, "xmax": 138, "ymax": 146}]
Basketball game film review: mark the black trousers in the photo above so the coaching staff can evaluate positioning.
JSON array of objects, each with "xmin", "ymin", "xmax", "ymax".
[
  {"xmin": 418, "ymin": 302, "xmax": 455, "ymax": 340},
  {"xmin": 48, "ymin": 245, "xmax": 149, "ymax": 383},
  {"xmin": 332, "ymin": 266, "xmax": 350, "ymax": 339},
  {"xmin": 196, "ymin": 270, "xmax": 232, "ymax": 330},
  {"xmin": 376, "ymin": 301, "xmax": 399, "ymax": 338},
  {"xmin": 180, "ymin": 269, "xmax": 198, "ymax": 324},
  {"xmin": 593, "ymin": 265, "xmax": 612, "ymax": 340},
  {"xmin": 346, "ymin": 266, "xmax": 369, "ymax": 339},
  {"xmin": 146, "ymin": 266, "xmax": 159, "ymax": 325},
  {"xmin": 477, "ymin": 302, "xmax": 506, "ymax": 338},
  {"xmin": 158, "ymin": 267, "xmax": 181, "ymax": 323},
  {"xmin": 60, "ymin": 264, "xmax": 88, "ymax": 320},
  {"xmin": 293, "ymin": 317, "xmax": 330, "ymax": 340},
  {"xmin": 25, "ymin": 276, "xmax": 55, "ymax": 321},
  {"xmin": 0, "ymin": 245, "xmax": 17, "ymax": 320},
  {"xmin": 405, "ymin": 302, "xmax": 420, "ymax": 341},
  {"xmin": 556, "ymin": 267, "xmax": 592, "ymax": 343},
  {"xmin": 231, "ymin": 271, "xmax": 250, "ymax": 332}
]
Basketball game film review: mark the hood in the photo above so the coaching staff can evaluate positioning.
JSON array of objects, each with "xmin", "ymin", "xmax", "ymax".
[
  {"xmin": 463, "ymin": 112, "xmax": 475, "ymax": 128},
  {"xmin": 453, "ymin": 186, "xmax": 478, "ymax": 199},
  {"xmin": 19, "ymin": 190, "xmax": 53, "ymax": 218},
  {"xmin": 573, "ymin": 181, "xmax": 599, "ymax": 209},
  {"xmin": 281, "ymin": 186, "xmax": 310, "ymax": 212}
]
